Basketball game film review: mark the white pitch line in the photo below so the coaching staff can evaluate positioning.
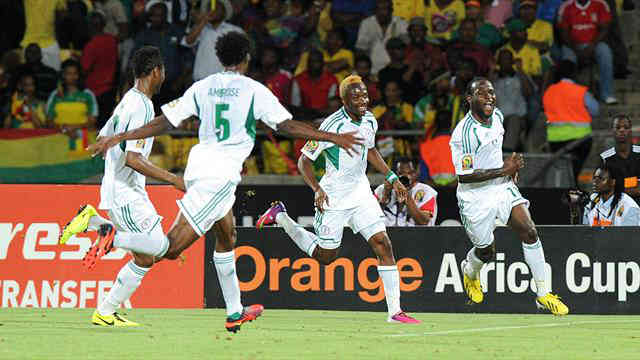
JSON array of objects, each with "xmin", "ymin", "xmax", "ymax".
[{"xmin": 387, "ymin": 319, "xmax": 640, "ymax": 338}]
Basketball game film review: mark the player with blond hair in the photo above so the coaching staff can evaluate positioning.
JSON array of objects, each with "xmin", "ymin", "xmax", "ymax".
[{"xmin": 257, "ymin": 75, "xmax": 420, "ymax": 324}]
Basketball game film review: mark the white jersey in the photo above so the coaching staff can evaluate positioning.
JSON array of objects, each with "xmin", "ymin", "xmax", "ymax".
[
  {"xmin": 301, "ymin": 107, "xmax": 378, "ymax": 210},
  {"xmin": 98, "ymin": 88, "xmax": 155, "ymax": 210},
  {"xmin": 450, "ymin": 109, "xmax": 510, "ymax": 193},
  {"xmin": 583, "ymin": 192, "xmax": 640, "ymax": 226},
  {"xmin": 161, "ymin": 71, "xmax": 292, "ymax": 183},
  {"xmin": 374, "ymin": 182, "xmax": 438, "ymax": 226}
]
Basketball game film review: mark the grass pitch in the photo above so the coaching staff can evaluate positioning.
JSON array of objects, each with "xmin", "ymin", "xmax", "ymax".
[{"xmin": 0, "ymin": 309, "xmax": 638, "ymax": 359}]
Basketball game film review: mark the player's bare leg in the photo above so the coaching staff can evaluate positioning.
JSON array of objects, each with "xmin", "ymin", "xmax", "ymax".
[
  {"xmin": 508, "ymin": 204, "xmax": 568, "ymax": 315},
  {"xmin": 368, "ymin": 231, "xmax": 420, "ymax": 324}
]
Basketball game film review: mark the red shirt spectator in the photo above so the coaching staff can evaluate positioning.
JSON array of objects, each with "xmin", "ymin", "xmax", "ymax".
[
  {"xmin": 291, "ymin": 50, "xmax": 338, "ymax": 113},
  {"xmin": 81, "ymin": 16, "xmax": 118, "ymax": 97},
  {"xmin": 557, "ymin": 0, "xmax": 612, "ymax": 44},
  {"xmin": 266, "ymin": 70, "xmax": 293, "ymax": 105}
]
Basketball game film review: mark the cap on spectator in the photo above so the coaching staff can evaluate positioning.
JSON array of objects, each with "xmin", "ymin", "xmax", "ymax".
[
  {"xmin": 199, "ymin": 0, "xmax": 233, "ymax": 21},
  {"xmin": 520, "ymin": 0, "xmax": 538, "ymax": 7},
  {"xmin": 408, "ymin": 17, "xmax": 426, "ymax": 28},
  {"xmin": 466, "ymin": 0, "xmax": 482, "ymax": 7},
  {"xmin": 505, "ymin": 18, "xmax": 527, "ymax": 33},
  {"xmin": 386, "ymin": 37, "xmax": 406, "ymax": 49}
]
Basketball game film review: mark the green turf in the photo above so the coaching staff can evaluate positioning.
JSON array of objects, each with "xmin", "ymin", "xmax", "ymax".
[{"xmin": 0, "ymin": 309, "xmax": 638, "ymax": 359}]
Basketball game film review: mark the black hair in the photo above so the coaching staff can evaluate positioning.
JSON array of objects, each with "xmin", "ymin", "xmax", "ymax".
[
  {"xmin": 555, "ymin": 60, "xmax": 576, "ymax": 81},
  {"xmin": 611, "ymin": 113, "xmax": 631, "ymax": 127},
  {"xmin": 395, "ymin": 156, "xmax": 414, "ymax": 171},
  {"xmin": 433, "ymin": 109, "xmax": 453, "ymax": 136},
  {"xmin": 60, "ymin": 59, "xmax": 86, "ymax": 92},
  {"xmin": 462, "ymin": 76, "xmax": 489, "ymax": 114},
  {"xmin": 215, "ymin": 31, "xmax": 251, "ymax": 67},
  {"xmin": 595, "ymin": 163, "xmax": 624, "ymax": 218},
  {"xmin": 261, "ymin": 45, "xmax": 282, "ymax": 66},
  {"xmin": 130, "ymin": 46, "xmax": 164, "ymax": 78},
  {"xmin": 355, "ymin": 55, "xmax": 372, "ymax": 68}
]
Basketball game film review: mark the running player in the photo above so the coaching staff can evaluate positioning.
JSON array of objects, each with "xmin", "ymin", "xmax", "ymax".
[
  {"xmin": 59, "ymin": 46, "xmax": 185, "ymax": 326},
  {"xmin": 449, "ymin": 77, "xmax": 569, "ymax": 315},
  {"xmin": 256, "ymin": 75, "xmax": 420, "ymax": 324},
  {"xmin": 79, "ymin": 31, "xmax": 363, "ymax": 332}
]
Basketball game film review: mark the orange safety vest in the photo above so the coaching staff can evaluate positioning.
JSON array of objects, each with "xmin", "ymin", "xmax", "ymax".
[
  {"xmin": 543, "ymin": 80, "xmax": 591, "ymax": 126},
  {"xmin": 420, "ymin": 133, "xmax": 456, "ymax": 185}
]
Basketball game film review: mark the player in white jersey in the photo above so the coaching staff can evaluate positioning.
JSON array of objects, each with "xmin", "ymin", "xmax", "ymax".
[
  {"xmin": 578, "ymin": 165, "xmax": 640, "ymax": 226},
  {"xmin": 449, "ymin": 77, "xmax": 569, "ymax": 315},
  {"xmin": 85, "ymin": 32, "xmax": 363, "ymax": 332},
  {"xmin": 59, "ymin": 47, "xmax": 186, "ymax": 326},
  {"xmin": 256, "ymin": 75, "xmax": 420, "ymax": 324}
]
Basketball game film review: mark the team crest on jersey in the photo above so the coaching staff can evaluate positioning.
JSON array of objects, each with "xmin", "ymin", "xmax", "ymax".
[
  {"xmin": 136, "ymin": 139, "xmax": 146, "ymax": 148},
  {"xmin": 461, "ymin": 154, "xmax": 473, "ymax": 170},
  {"xmin": 304, "ymin": 140, "xmax": 319, "ymax": 154},
  {"xmin": 617, "ymin": 205, "xmax": 624, "ymax": 217},
  {"xmin": 414, "ymin": 189, "xmax": 425, "ymax": 202}
]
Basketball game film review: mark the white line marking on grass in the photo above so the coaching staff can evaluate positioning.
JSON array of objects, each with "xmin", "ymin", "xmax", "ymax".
[{"xmin": 387, "ymin": 319, "xmax": 640, "ymax": 337}]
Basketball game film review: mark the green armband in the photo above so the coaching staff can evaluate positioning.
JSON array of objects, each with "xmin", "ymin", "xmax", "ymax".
[{"xmin": 386, "ymin": 171, "xmax": 398, "ymax": 184}]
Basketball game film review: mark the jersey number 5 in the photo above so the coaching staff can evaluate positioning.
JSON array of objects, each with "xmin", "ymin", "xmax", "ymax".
[{"xmin": 215, "ymin": 103, "xmax": 230, "ymax": 141}]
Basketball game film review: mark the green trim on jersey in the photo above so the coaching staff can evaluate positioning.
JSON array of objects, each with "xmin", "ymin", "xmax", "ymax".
[
  {"xmin": 461, "ymin": 116, "xmax": 473, "ymax": 153},
  {"xmin": 193, "ymin": 92, "xmax": 200, "ymax": 117},
  {"xmin": 324, "ymin": 146, "xmax": 340, "ymax": 170},
  {"xmin": 246, "ymin": 95, "xmax": 256, "ymax": 140},
  {"xmin": 336, "ymin": 123, "xmax": 344, "ymax": 133},
  {"xmin": 472, "ymin": 128, "xmax": 481, "ymax": 153},
  {"xmin": 366, "ymin": 119, "xmax": 375, "ymax": 130},
  {"xmin": 119, "ymin": 121, "xmax": 130, "ymax": 152}
]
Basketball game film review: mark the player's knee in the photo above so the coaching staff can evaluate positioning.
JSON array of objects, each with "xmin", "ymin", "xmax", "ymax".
[
  {"xmin": 315, "ymin": 248, "xmax": 338, "ymax": 265},
  {"xmin": 522, "ymin": 226, "xmax": 537, "ymax": 243},
  {"xmin": 369, "ymin": 233, "xmax": 392, "ymax": 255},
  {"xmin": 476, "ymin": 246, "xmax": 495, "ymax": 263},
  {"xmin": 133, "ymin": 253, "xmax": 154, "ymax": 268}
]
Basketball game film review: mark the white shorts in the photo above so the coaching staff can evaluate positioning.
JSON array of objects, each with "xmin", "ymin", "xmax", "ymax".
[
  {"xmin": 108, "ymin": 198, "xmax": 163, "ymax": 233},
  {"xmin": 313, "ymin": 194, "xmax": 386, "ymax": 250},
  {"xmin": 178, "ymin": 179, "xmax": 236, "ymax": 236},
  {"xmin": 458, "ymin": 182, "xmax": 529, "ymax": 248}
]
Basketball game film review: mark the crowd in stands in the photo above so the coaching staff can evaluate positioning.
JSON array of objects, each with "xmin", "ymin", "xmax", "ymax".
[{"xmin": 0, "ymin": 0, "xmax": 635, "ymax": 185}]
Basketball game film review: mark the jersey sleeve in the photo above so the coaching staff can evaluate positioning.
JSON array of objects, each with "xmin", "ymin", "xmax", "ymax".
[
  {"xmin": 415, "ymin": 185, "xmax": 437, "ymax": 213},
  {"xmin": 253, "ymin": 82, "xmax": 293, "ymax": 130},
  {"xmin": 450, "ymin": 126, "xmax": 475, "ymax": 175},
  {"xmin": 161, "ymin": 83, "xmax": 199, "ymax": 127},
  {"xmin": 124, "ymin": 98, "xmax": 154, "ymax": 154},
  {"xmin": 300, "ymin": 119, "xmax": 338, "ymax": 161}
]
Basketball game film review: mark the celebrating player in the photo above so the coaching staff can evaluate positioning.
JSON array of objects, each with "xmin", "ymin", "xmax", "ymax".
[
  {"xmin": 78, "ymin": 31, "xmax": 363, "ymax": 333},
  {"xmin": 59, "ymin": 46, "xmax": 185, "ymax": 326},
  {"xmin": 256, "ymin": 75, "xmax": 420, "ymax": 324},
  {"xmin": 449, "ymin": 77, "xmax": 569, "ymax": 315}
]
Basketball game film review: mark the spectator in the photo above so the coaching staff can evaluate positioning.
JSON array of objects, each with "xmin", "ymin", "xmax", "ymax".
[
  {"xmin": 424, "ymin": 0, "xmax": 466, "ymax": 43},
  {"xmin": 406, "ymin": 17, "xmax": 448, "ymax": 79},
  {"xmin": 295, "ymin": 28, "xmax": 354, "ymax": 83},
  {"xmin": 520, "ymin": 0, "xmax": 554, "ymax": 71},
  {"xmin": 419, "ymin": 109, "xmax": 457, "ymax": 187},
  {"xmin": 82, "ymin": 11, "xmax": 118, "ymax": 130},
  {"xmin": 355, "ymin": 0, "xmax": 408, "ymax": 74},
  {"xmin": 57, "ymin": 0, "xmax": 91, "ymax": 51},
  {"xmin": 354, "ymin": 56, "xmax": 381, "ymax": 104},
  {"xmin": 372, "ymin": 80, "xmax": 414, "ymax": 165},
  {"xmin": 378, "ymin": 37, "xmax": 426, "ymax": 105},
  {"xmin": 291, "ymin": 49, "xmax": 338, "ymax": 117},
  {"xmin": 450, "ymin": 58, "xmax": 478, "ymax": 126},
  {"xmin": 147, "ymin": 0, "xmax": 190, "ymax": 26},
  {"xmin": 543, "ymin": 60, "xmax": 599, "ymax": 181},
  {"xmin": 533, "ymin": 0, "xmax": 565, "ymax": 22},
  {"xmin": 331, "ymin": 0, "xmax": 376, "ymax": 47},
  {"xmin": 20, "ymin": 0, "xmax": 67, "ymax": 71},
  {"xmin": 303, "ymin": 0, "xmax": 333, "ymax": 47},
  {"xmin": 133, "ymin": 2, "xmax": 186, "ymax": 105},
  {"xmin": 374, "ymin": 157, "xmax": 438, "ymax": 226},
  {"xmin": 4, "ymin": 73, "xmax": 46, "ymax": 129},
  {"xmin": 459, "ymin": 0, "xmax": 503, "ymax": 51},
  {"xmin": 0, "ymin": 65, "xmax": 11, "ymax": 119},
  {"xmin": 600, "ymin": 114, "xmax": 640, "ymax": 202},
  {"xmin": 414, "ymin": 73, "xmax": 456, "ymax": 132},
  {"xmin": 573, "ymin": 165, "xmax": 640, "ymax": 226},
  {"xmin": 557, "ymin": 0, "xmax": 617, "ymax": 104},
  {"xmin": 259, "ymin": 0, "xmax": 306, "ymax": 71},
  {"xmin": 484, "ymin": 0, "xmax": 513, "ymax": 29},
  {"xmin": 14, "ymin": 44, "xmax": 59, "ymax": 102},
  {"xmin": 392, "ymin": 0, "xmax": 425, "ymax": 21},
  {"xmin": 93, "ymin": 0, "xmax": 132, "ymax": 73},
  {"xmin": 46, "ymin": 59, "xmax": 98, "ymax": 149},
  {"xmin": 183, "ymin": 0, "xmax": 242, "ymax": 81},
  {"xmin": 252, "ymin": 46, "xmax": 292, "ymax": 106},
  {"xmin": 499, "ymin": 19, "xmax": 543, "ymax": 82},
  {"xmin": 447, "ymin": 18, "xmax": 494, "ymax": 76},
  {"xmin": 492, "ymin": 49, "xmax": 533, "ymax": 152}
]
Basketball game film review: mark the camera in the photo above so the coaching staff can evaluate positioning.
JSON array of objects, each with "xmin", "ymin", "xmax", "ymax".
[{"xmin": 399, "ymin": 175, "xmax": 410, "ymax": 187}]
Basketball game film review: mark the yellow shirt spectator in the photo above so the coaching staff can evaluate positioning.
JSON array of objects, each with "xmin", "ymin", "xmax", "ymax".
[
  {"xmin": 21, "ymin": 0, "xmax": 67, "ymax": 49},
  {"xmin": 295, "ymin": 49, "xmax": 355, "ymax": 83},
  {"xmin": 499, "ymin": 43, "xmax": 542, "ymax": 77},
  {"xmin": 393, "ymin": 0, "xmax": 426, "ymax": 21},
  {"xmin": 424, "ymin": 0, "xmax": 466, "ymax": 41},
  {"xmin": 527, "ymin": 19, "xmax": 554, "ymax": 49}
]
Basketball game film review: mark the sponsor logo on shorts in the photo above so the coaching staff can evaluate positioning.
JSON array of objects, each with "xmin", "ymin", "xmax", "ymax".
[
  {"xmin": 461, "ymin": 154, "xmax": 473, "ymax": 171},
  {"xmin": 303, "ymin": 140, "xmax": 319, "ymax": 154},
  {"xmin": 317, "ymin": 224, "xmax": 331, "ymax": 236}
]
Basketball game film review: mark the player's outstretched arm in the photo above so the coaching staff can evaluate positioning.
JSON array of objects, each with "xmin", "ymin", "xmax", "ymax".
[
  {"xmin": 125, "ymin": 152, "xmax": 185, "ymax": 192},
  {"xmin": 277, "ymin": 119, "xmax": 363, "ymax": 156},
  {"xmin": 87, "ymin": 115, "xmax": 174, "ymax": 157},
  {"xmin": 458, "ymin": 152, "xmax": 524, "ymax": 183}
]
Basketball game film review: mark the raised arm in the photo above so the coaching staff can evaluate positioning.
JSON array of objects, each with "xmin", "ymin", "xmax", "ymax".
[
  {"xmin": 367, "ymin": 147, "xmax": 408, "ymax": 201},
  {"xmin": 87, "ymin": 115, "xmax": 175, "ymax": 157},
  {"xmin": 277, "ymin": 119, "xmax": 363, "ymax": 156}
]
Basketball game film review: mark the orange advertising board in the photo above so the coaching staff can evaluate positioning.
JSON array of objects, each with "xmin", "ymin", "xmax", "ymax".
[{"xmin": 0, "ymin": 185, "xmax": 204, "ymax": 308}]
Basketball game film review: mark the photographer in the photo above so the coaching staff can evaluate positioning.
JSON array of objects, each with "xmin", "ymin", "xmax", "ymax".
[
  {"xmin": 374, "ymin": 158, "xmax": 437, "ymax": 226},
  {"xmin": 569, "ymin": 164, "xmax": 640, "ymax": 226}
]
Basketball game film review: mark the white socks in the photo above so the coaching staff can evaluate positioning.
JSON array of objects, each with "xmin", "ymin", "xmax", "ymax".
[
  {"xmin": 213, "ymin": 250, "xmax": 243, "ymax": 316},
  {"xmin": 114, "ymin": 225, "xmax": 169, "ymax": 257},
  {"xmin": 98, "ymin": 260, "xmax": 149, "ymax": 316},
  {"xmin": 523, "ymin": 239, "xmax": 548, "ymax": 297},
  {"xmin": 275, "ymin": 212, "xmax": 318, "ymax": 257},
  {"xmin": 378, "ymin": 265, "xmax": 401, "ymax": 317},
  {"xmin": 463, "ymin": 247, "xmax": 485, "ymax": 280},
  {"xmin": 88, "ymin": 213, "xmax": 112, "ymax": 231}
]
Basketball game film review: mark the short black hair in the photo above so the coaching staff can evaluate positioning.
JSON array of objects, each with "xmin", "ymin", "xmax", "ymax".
[
  {"xmin": 216, "ymin": 31, "xmax": 251, "ymax": 67},
  {"xmin": 355, "ymin": 55, "xmax": 371, "ymax": 68},
  {"xmin": 130, "ymin": 46, "xmax": 164, "ymax": 78},
  {"xmin": 555, "ymin": 60, "xmax": 576, "ymax": 80},
  {"xmin": 466, "ymin": 76, "xmax": 490, "ymax": 98},
  {"xmin": 611, "ymin": 113, "xmax": 631, "ymax": 126}
]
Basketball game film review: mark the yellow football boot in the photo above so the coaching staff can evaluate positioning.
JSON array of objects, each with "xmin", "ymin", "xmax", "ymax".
[
  {"xmin": 91, "ymin": 310, "xmax": 140, "ymax": 327},
  {"xmin": 536, "ymin": 293, "xmax": 569, "ymax": 316},
  {"xmin": 60, "ymin": 205, "xmax": 98, "ymax": 244},
  {"xmin": 461, "ymin": 260, "xmax": 484, "ymax": 304}
]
